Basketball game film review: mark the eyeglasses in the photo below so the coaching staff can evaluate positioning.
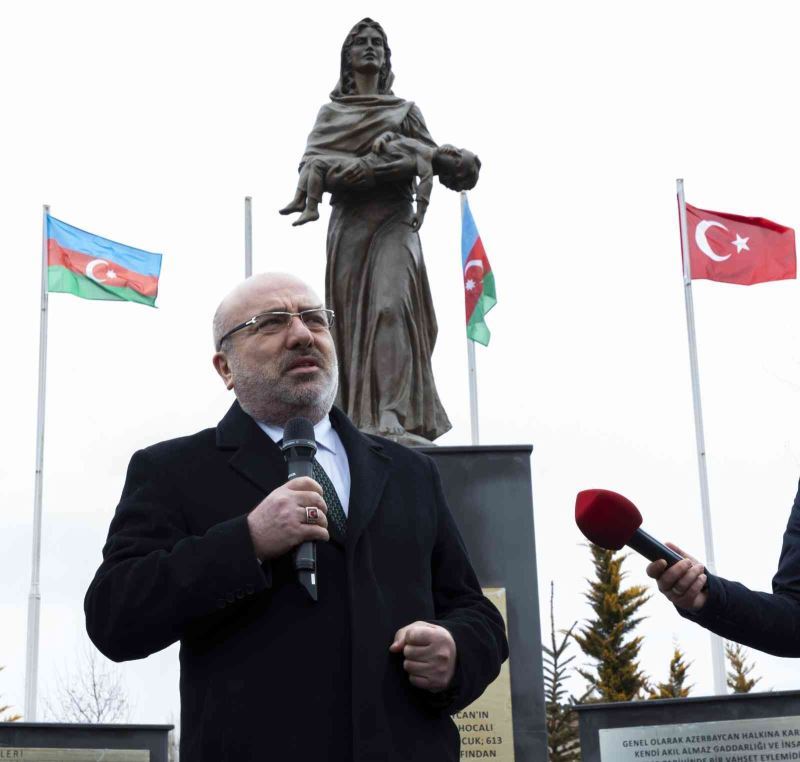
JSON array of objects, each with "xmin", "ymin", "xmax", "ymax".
[{"xmin": 217, "ymin": 308, "xmax": 335, "ymax": 349}]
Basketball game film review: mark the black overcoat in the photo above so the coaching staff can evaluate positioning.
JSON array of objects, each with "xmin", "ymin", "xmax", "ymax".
[
  {"xmin": 85, "ymin": 402, "xmax": 508, "ymax": 760},
  {"xmin": 681, "ymin": 479, "xmax": 800, "ymax": 657}
]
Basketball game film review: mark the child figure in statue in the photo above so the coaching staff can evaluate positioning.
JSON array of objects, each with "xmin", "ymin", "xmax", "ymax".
[{"xmin": 280, "ymin": 133, "xmax": 481, "ymax": 228}]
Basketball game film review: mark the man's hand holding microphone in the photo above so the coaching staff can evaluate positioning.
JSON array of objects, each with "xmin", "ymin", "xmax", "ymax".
[{"xmin": 246, "ymin": 477, "xmax": 329, "ymax": 562}]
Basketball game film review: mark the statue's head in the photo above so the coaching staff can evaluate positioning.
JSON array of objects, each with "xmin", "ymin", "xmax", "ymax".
[
  {"xmin": 338, "ymin": 18, "xmax": 393, "ymax": 95},
  {"xmin": 435, "ymin": 145, "xmax": 482, "ymax": 192}
]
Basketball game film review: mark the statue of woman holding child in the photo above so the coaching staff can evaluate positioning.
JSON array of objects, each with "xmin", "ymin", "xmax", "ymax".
[{"xmin": 281, "ymin": 18, "xmax": 480, "ymax": 445}]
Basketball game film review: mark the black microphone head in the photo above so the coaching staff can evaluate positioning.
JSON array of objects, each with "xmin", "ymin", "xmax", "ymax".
[{"xmin": 281, "ymin": 417, "xmax": 317, "ymax": 457}]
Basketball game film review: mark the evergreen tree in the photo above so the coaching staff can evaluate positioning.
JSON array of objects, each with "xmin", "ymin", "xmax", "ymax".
[
  {"xmin": 542, "ymin": 583, "xmax": 581, "ymax": 761},
  {"xmin": 573, "ymin": 545, "xmax": 650, "ymax": 701},
  {"xmin": 649, "ymin": 646, "xmax": 692, "ymax": 699},
  {"xmin": 0, "ymin": 666, "xmax": 21, "ymax": 722},
  {"xmin": 726, "ymin": 642, "xmax": 761, "ymax": 693}
]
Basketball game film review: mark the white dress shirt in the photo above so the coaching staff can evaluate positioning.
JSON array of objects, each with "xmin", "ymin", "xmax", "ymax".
[{"xmin": 256, "ymin": 415, "xmax": 351, "ymax": 516}]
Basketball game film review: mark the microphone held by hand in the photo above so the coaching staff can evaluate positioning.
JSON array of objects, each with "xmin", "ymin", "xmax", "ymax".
[
  {"xmin": 575, "ymin": 489, "xmax": 683, "ymax": 567},
  {"xmin": 281, "ymin": 417, "xmax": 318, "ymax": 600}
]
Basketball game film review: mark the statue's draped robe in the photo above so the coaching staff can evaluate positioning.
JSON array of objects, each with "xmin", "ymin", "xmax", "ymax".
[{"xmin": 301, "ymin": 93, "xmax": 451, "ymax": 441}]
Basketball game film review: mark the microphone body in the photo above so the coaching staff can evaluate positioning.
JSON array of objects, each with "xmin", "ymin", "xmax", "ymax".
[
  {"xmin": 626, "ymin": 527, "xmax": 683, "ymax": 566},
  {"xmin": 281, "ymin": 418, "xmax": 318, "ymax": 601},
  {"xmin": 575, "ymin": 489, "xmax": 683, "ymax": 568},
  {"xmin": 286, "ymin": 454, "xmax": 314, "ymax": 480}
]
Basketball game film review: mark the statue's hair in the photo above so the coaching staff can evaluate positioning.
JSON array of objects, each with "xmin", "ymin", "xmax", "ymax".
[{"xmin": 339, "ymin": 18, "xmax": 393, "ymax": 95}]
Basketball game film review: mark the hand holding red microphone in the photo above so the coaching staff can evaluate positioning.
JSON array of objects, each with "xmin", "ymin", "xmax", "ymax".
[
  {"xmin": 575, "ymin": 488, "xmax": 708, "ymax": 612},
  {"xmin": 646, "ymin": 545, "xmax": 708, "ymax": 611}
]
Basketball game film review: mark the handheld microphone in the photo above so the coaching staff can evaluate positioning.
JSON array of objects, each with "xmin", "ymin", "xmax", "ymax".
[
  {"xmin": 281, "ymin": 417, "xmax": 318, "ymax": 601},
  {"xmin": 575, "ymin": 489, "xmax": 684, "ymax": 567}
]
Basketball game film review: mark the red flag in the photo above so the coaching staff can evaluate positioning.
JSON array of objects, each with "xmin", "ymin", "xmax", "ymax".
[{"xmin": 683, "ymin": 204, "xmax": 796, "ymax": 285}]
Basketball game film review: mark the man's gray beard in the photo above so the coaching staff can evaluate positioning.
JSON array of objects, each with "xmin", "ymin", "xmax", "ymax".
[{"xmin": 231, "ymin": 355, "xmax": 339, "ymax": 427}]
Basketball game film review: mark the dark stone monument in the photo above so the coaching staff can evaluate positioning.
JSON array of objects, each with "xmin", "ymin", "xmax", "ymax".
[
  {"xmin": 422, "ymin": 444, "xmax": 548, "ymax": 761},
  {"xmin": 576, "ymin": 690, "xmax": 800, "ymax": 761},
  {"xmin": 281, "ymin": 18, "xmax": 481, "ymax": 446},
  {"xmin": 0, "ymin": 723, "xmax": 172, "ymax": 761}
]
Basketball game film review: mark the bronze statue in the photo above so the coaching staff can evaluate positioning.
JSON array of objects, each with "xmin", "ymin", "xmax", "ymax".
[{"xmin": 281, "ymin": 18, "xmax": 480, "ymax": 445}]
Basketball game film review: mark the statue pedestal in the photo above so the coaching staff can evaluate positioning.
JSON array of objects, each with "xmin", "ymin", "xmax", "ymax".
[
  {"xmin": 421, "ymin": 444, "xmax": 547, "ymax": 762},
  {"xmin": 0, "ymin": 723, "xmax": 172, "ymax": 760},
  {"xmin": 575, "ymin": 690, "xmax": 800, "ymax": 761}
]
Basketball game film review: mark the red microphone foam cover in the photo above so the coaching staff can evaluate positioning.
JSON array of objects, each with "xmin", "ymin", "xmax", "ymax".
[{"xmin": 575, "ymin": 489, "xmax": 643, "ymax": 550}]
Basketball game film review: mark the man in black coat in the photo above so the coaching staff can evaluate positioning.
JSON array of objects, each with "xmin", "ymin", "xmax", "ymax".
[
  {"xmin": 646, "ymin": 483, "xmax": 800, "ymax": 657},
  {"xmin": 84, "ymin": 272, "xmax": 508, "ymax": 761}
]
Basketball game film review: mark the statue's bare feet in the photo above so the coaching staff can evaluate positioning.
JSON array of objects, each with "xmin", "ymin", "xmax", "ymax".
[
  {"xmin": 378, "ymin": 410, "xmax": 405, "ymax": 437},
  {"xmin": 363, "ymin": 412, "xmax": 432, "ymax": 447},
  {"xmin": 293, "ymin": 208, "xmax": 320, "ymax": 226},
  {"xmin": 279, "ymin": 196, "xmax": 307, "ymax": 215}
]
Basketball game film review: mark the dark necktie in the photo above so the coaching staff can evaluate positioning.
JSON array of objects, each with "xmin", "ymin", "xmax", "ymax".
[{"xmin": 313, "ymin": 459, "xmax": 346, "ymax": 539}]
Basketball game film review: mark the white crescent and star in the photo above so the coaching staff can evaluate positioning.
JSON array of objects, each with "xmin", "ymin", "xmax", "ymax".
[
  {"xmin": 85, "ymin": 259, "xmax": 119, "ymax": 283},
  {"xmin": 464, "ymin": 260, "xmax": 483, "ymax": 292},
  {"xmin": 695, "ymin": 220, "xmax": 751, "ymax": 262},
  {"xmin": 464, "ymin": 259, "xmax": 484, "ymax": 274}
]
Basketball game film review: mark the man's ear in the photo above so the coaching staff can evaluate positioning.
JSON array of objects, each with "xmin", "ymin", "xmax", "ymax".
[{"xmin": 212, "ymin": 351, "xmax": 235, "ymax": 390}]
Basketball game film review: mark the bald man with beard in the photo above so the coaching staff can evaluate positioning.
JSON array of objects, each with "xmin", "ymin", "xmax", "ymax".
[{"xmin": 85, "ymin": 273, "xmax": 507, "ymax": 762}]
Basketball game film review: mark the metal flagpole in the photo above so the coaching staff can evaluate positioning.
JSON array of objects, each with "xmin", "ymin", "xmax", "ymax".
[
  {"xmin": 461, "ymin": 192, "xmax": 480, "ymax": 445},
  {"xmin": 25, "ymin": 204, "xmax": 50, "ymax": 720},
  {"xmin": 244, "ymin": 196, "xmax": 253, "ymax": 278},
  {"xmin": 677, "ymin": 179, "xmax": 727, "ymax": 695},
  {"xmin": 467, "ymin": 340, "xmax": 479, "ymax": 445}
]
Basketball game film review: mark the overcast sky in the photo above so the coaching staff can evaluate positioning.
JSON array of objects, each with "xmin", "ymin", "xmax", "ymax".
[{"xmin": 3, "ymin": 0, "xmax": 800, "ymax": 727}]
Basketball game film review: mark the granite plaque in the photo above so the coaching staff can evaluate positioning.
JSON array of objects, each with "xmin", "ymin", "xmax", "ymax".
[
  {"xmin": 454, "ymin": 588, "xmax": 515, "ymax": 760},
  {"xmin": 599, "ymin": 715, "xmax": 800, "ymax": 761}
]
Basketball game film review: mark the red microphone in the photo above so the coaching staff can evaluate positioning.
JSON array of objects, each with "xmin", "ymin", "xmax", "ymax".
[{"xmin": 575, "ymin": 489, "xmax": 683, "ymax": 567}]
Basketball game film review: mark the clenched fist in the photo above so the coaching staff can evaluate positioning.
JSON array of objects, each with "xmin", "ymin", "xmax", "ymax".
[{"xmin": 389, "ymin": 621, "xmax": 457, "ymax": 693}]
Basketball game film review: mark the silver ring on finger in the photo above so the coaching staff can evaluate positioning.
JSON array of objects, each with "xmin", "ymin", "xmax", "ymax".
[{"xmin": 304, "ymin": 507, "xmax": 319, "ymax": 525}]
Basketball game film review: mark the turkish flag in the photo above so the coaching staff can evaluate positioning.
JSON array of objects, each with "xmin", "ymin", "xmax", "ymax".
[{"xmin": 684, "ymin": 203, "xmax": 796, "ymax": 285}]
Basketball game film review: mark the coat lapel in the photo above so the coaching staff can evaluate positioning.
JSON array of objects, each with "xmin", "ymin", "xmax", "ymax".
[
  {"xmin": 330, "ymin": 407, "xmax": 391, "ymax": 551},
  {"xmin": 217, "ymin": 403, "xmax": 390, "ymax": 550},
  {"xmin": 216, "ymin": 401, "xmax": 286, "ymax": 494}
]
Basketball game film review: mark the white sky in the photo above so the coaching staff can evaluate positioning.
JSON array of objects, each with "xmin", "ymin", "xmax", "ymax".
[{"xmin": 3, "ymin": 0, "xmax": 800, "ymax": 726}]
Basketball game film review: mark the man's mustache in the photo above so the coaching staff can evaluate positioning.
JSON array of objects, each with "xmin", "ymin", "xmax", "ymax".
[{"xmin": 280, "ymin": 350, "xmax": 328, "ymax": 373}]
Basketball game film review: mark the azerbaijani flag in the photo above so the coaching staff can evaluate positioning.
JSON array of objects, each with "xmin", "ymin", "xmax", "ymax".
[
  {"xmin": 47, "ymin": 215, "xmax": 162, "ymax": 307},
  {"xmin": 461, "ymin": 196, "xmax": 496, "ymax": 346}
]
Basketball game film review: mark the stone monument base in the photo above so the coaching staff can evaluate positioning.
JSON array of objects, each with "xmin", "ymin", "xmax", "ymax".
[
  {"xmin": 576, "ymin": 690, "xmax": 800, "ymax": 761},
  {"xmin": 421, "ymin": 444, "xmax": 547, "ymax": 762},
  {"xmin": 0, "ymin": 723, "xmax": 172, "ymax": 761}
]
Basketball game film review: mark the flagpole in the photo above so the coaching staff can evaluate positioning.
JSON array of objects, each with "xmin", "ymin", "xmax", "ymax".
[
  {"xmin": 25, "ymin": 204, "xmax": 50, "ymax": 720},
  {"xmin": 467, "ymin": 339, "xmax": 479, "ymax": 445},
  {"xmin": 244, "ymin": 196, "xmax": 253, "ymax": 278},
  {"xmin": 461, "ymin": 192, "xmax": 480, "ymax": 445},
  {"xmin": 677, "ymin": 179, "xmax": 727, "ymax": 695}
]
